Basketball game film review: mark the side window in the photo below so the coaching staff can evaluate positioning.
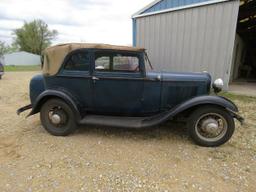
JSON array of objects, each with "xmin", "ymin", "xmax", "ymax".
[
  {"xmin": 95, "ymin": 51, "xmax": 140, "ymax": 72},
  {"xmin": 95, "ymin": 54, "xmax": 110, "ymax": 71},
  {"xmin": 113, "ymin": 55, "xmax": 139, "ymax": 72},
  {"xmin": 64, "ymin": 52, "xmax": 90, "ymax": 71}
]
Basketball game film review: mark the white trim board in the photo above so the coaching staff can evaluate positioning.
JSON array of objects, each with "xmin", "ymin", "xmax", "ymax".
[
  {"xmin": 132, "ymin": 0, "xmax": 230, "ymax": 19},
  {"xmin": 132, "ymin": 0, "xmax": 162, "ymax": 17}
]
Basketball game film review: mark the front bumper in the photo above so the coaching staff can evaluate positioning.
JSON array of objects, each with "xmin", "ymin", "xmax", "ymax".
[{"xmin": 17, "ymin": 104, "xmax": 32, "ymax": 115}]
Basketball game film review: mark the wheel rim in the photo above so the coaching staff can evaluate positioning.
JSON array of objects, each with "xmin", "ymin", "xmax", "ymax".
[
  {"xmin": 48, "ymin": 106, "xmax": 68, "ymax": 128},
  {"xmin": 195, "ymin": 113, "xmax": 228, "ymax": 142}
]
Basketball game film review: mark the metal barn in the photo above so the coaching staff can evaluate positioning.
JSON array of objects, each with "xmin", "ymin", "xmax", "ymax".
[
  {"xmin": 3, "ymin": 51, "xmax": 41, "ymax": 66},
  {"xmin": 132, "ymin": 0, "xmax": 256, "ymax": 89}
]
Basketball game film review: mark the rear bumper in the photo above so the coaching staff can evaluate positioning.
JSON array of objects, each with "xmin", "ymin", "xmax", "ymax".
[{"xmin": 17, "ymin": 104, "xmax": 32, "ymax": 115}]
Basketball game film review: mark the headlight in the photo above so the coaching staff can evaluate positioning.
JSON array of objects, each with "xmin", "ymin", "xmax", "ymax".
[{"xmin": 213, "ymin": 78, "xmax": 224, "ymax": 93}]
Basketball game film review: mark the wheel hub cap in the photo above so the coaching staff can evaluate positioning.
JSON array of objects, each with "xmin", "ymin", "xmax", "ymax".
[
  {"xmin": 201, "ymin": 118, "xmax": 219, "ymax": 135},
  {"xmin": 195, "ymin": 113, "xmax": 228, "ymax": 142},
  {"xmin": 50, "ymin": 114, "xmax": 61, "ymax": 125},
  {"xmin": 48, "ymin": 110, "xmax": 63, "ymax": 125}
]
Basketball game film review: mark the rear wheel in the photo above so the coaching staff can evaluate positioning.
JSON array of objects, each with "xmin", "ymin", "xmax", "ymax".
[
  {"xmin": 188, "ymin": 106, "xmax": 235, "ymax": 147},
  {"xmin": 40, "ymin": 99, "xmax": 77, "ymax": 136}
]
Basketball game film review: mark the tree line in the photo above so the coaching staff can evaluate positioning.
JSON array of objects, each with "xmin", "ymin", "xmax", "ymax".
[{"xmin": 0, "ymin": 19, "xmax": 58, "ymax": 57}]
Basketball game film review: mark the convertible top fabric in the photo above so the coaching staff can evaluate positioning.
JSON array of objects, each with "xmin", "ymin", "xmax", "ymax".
[{"xmin": 43, "ymin": 43, "xmax": 145, "ymax": 76}]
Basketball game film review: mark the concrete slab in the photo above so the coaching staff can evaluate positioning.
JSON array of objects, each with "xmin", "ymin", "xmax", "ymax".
[{"xmin": 229, "ymin": 82, "xmax": 256, "ymax": 97}]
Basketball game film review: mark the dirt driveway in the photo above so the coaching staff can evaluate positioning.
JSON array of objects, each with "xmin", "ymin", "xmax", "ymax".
[{"xmin": 0, "ymin": 72, "xmax": 255, "ymax": 192}]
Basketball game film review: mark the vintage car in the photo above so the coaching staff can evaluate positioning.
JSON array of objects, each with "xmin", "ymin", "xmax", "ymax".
[
  {"xmin": 0, "ymin": 62, "xmax": 4, "ymax": 79},
  {"xmin": 17, "ymin": 43, "xmax": 244, "ymax": 147}
]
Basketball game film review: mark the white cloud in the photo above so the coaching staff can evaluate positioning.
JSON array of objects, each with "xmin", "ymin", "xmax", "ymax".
[{"xmin": 0, "ymin": 0, "xmax": 152, "ymax": 45}]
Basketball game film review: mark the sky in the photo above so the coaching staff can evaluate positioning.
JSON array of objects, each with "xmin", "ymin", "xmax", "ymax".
[{"xmin": 0, "ymin": 0, "xmax": 152, "ymax": 46}]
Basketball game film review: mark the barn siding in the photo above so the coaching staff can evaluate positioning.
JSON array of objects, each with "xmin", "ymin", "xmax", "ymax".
[
  {"xmin": 3, "ymin": 52, "xmax": 41, "ymax": 66},
  {"xmin": 135, "ymin": 0, "xmax": 240, "ymax": 89}
]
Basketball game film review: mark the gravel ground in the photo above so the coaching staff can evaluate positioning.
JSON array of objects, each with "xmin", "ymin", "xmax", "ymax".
[{"xmin": 0, "ymin": 72, "xmax": 255, "ymax": 192}]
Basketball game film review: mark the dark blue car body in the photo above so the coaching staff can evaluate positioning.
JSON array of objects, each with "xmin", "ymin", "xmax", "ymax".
[
  {"xmin": 17, "ymin": 44, "xmax": 244, "ymax": 147},
  {"xmin": 29, "ymin": 49, "xmax": 212, "ymax": 117},
  {"xmin": 0, "ymin": 62, "xmax": 4, "ymax": 79}
]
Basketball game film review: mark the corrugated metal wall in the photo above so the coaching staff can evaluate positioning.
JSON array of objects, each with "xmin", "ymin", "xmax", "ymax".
[
  {"xmin": 4, "ymin": 52, "xmax": 41, "ymax": 66},
  {"xmin": 135, "ymin": 0, "xmax": 240, "ymax": 89}
]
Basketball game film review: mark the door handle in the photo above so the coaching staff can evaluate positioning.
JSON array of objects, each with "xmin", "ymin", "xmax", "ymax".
[{"xmin": 92, "ymin": 76, "xmax": 99, "ymax": 81}]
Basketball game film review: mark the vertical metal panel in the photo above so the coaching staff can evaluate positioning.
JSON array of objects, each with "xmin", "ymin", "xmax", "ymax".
[
  {"xmin": 136, "ymin": 0, "xmax": 239, "ymax": 89},
  {"xmin": 142, "ymin": 0, "xmax": 212, "ymax": 14},
  {"xmin": 132, "ymin": 19, "xmax": 137, "ymax": 46},
  {"xmin": 3, "ymin": 52, "xmax": 41, "ymax": 66}
]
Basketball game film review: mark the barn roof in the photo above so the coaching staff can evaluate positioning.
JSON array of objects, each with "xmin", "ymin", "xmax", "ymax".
[{"xmin": 132, "ymin": 0, "xmax": 230, "ymax": 18}]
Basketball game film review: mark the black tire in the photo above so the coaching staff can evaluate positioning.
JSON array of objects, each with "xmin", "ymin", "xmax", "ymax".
[
  {"xmin": 40, "ymin": 98, "xmax": 77, "ymax": 136},
  {"xmin": 188, "ymin": 106, "xmax": 235, "ymax": 147}
]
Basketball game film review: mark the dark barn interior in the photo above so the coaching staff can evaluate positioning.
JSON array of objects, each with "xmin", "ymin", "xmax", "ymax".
[{"xmin": 233, "ymin": 0, "xmax": 256, "ymax": 82}]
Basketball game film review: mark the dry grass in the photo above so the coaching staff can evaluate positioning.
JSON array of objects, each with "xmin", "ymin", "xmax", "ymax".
[{"xmin": 0, "ymin": 72, "xmax": 255, "ymax": 192}]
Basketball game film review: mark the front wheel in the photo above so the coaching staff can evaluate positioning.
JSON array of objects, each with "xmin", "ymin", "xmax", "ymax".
[
  {"xmin": 40, "ymin": 98, "xmax": 77, "ymax": 136},
  {"xmin": 188, "ymin": 106, "xmax": 235, "ymax": 147}
]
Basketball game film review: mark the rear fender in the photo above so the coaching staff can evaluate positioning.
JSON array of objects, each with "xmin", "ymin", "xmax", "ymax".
[{"xmin": 28, "ymin": 90, "xmax": 81, "ymax": 121}]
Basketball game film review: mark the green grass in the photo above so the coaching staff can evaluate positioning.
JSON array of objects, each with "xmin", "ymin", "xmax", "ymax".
[
  {"xmin": 220, "ymin": 92, "xmax": 256, "ymax": 102},
  {"xmin": 4, "ymin": 65, "xmax": 41, "ymax": 72}
]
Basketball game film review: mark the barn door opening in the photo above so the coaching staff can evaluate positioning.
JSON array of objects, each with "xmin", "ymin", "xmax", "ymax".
[{"xmin": 232, "ymin": 0, "xmax": 256, "ymax": 82}]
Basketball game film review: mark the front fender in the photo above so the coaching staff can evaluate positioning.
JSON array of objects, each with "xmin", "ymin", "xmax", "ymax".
[
  {"xmin": 142, "ymin": 95, "xmax": 239, "ymax": 127},
  {"xmin": 28, "ymin": 90, "xmax": 81, "ymax": 121},
  {"xmin": 171, "ymin": 95, "xmax": 239, "ymax": 115}
]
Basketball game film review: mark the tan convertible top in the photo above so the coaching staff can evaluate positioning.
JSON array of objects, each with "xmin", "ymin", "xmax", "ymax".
[{"xmin": 43, "ymin": 43, "xmax": 145, "ymax": 76}]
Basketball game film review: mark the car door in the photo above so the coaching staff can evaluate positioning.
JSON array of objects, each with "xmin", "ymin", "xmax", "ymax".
[
  {"xmin": 56, "ymin": 49, "xmax": 93, "ymax": 112},
  {"xmin": 92, "ymin": 50, "xmax": 145, "ymax": 115}
]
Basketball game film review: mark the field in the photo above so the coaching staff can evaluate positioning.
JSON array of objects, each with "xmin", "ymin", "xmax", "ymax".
[
  {"xmin": 4, "ymin": 65, "xmax": 41, "ymax": 72},
  {"xmin": 0, "ymin": 72, "xmax": 255, "ymax": 192}
]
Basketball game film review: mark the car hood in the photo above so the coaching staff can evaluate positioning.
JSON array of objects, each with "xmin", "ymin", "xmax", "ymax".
[
  {"xmin": 146, "ymin": 71, "xmax": 212, "ymax": 95},
  {"xmin": 146, "ymin": 71, "xmax": 211, "ymax": 83},
  {"xmin": 146, "ymin": 71, "xmax": 212, "ymax": 108}
]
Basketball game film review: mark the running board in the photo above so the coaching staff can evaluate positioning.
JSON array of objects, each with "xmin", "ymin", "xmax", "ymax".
[{"xmin": 79, "ymin": 112, "xmax": 169, "ymax": 129}]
